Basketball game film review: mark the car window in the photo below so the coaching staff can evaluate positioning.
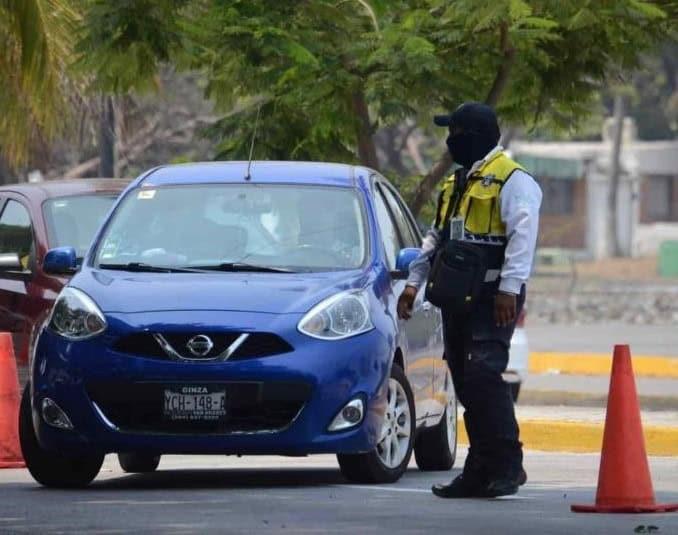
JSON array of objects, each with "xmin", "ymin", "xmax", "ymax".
[
  {"xmin": 0, "ymin": 200, "xmax": 33, "ymax": 271},
  {"xmin": 379, "ymin": 184, "xmax": 419, "ymax": 248},
  {"xmin": 373, "ymin": 186, "xmax": 401, "ymax": 269},
  {"xmin": 95, "ymin": 184, "xmax": 368, "ymax": 272},
  {"xmin": 43, "ymin": 194, "xmax": 118, "ymax": 259}
]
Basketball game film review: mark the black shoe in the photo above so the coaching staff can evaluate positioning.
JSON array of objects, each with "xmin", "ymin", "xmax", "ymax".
[
  {"xmin": 517, "ymin": 467, "xmax": 527, "ymax": 486},
  {"xmin": 431, "ymin": 474, "xmax": 485, "ymax": 499},
  {"xmin": 482, "ymin": 478, "xmax": 519, "ymax": 498}
]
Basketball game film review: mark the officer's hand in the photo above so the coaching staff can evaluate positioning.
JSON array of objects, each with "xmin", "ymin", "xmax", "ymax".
[
  {"xmin": 494, "ymin": 292, "xmax": 517, "ymax": 327},
  {"xmin": 397, "ymin": 286, "xmax": 418, "ymax": 320}
]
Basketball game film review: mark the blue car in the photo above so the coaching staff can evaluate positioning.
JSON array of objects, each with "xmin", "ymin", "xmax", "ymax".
[{"xmin": 21, "ymin": 162, "xmax": 457, "ymax": 487}]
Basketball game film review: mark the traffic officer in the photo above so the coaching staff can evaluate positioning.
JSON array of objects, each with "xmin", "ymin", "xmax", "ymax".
[{"xmin": 397, "ymin": 102, "xmax": 542, "ymax": 498}]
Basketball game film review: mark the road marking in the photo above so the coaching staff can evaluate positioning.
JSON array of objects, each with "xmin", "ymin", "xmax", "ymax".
[
  {"xmin": 529, "ymin": 352, "xmax": 678, "ymax": 378},
  {"xmin": 81, "ymin": 499, "xmax": 231, "ymax": 506},
  {"xmin": 335, "ymin": 485, "xmax": 535, "ymax": 499},
  {"xmin": 335, "ymin": 484, "xmax": 430, "ymax": 493}
]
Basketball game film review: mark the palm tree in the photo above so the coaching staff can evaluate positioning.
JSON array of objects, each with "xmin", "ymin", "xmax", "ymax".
[{"xmin": 0, "ymin": 0, "xmax": 80, "ymax": 169}]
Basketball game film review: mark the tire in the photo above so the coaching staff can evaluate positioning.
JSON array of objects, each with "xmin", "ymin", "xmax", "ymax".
[
  {"xmin": 414, "ymin": 368, "xmax": 457, "ymax": 471},
  {"xmin": 118, "ymin": 453, "xmax": 161, "ymax": 473},
  {"xmin": 510, "ymin": 382, "xmax": 521, "ymax": 403},
  {"xmin": 337, "ymin": 364, "xmax": 415, "ymax": 484},
  {"xmin": 19, "ymin": 384, "xmax": 103, "ymax": 488}
]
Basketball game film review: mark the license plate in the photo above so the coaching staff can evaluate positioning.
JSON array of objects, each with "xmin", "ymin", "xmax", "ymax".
[{"xmin": 163, "ymin": 386, "xmax": 227, "ymax": 421}]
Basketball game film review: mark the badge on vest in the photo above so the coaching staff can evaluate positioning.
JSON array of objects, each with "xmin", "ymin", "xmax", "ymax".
[
  {"xmin": 450, "ymin": 217, "xmax": 464, "ymax": 240},
  {"xmin": 481, "ymin": 174, "xmax": 496, "ymax": 187}
]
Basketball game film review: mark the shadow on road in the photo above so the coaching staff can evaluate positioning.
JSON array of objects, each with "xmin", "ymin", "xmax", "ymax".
[
  {"xmin": 89, "ymin": 465, "xmax": 461, "ymax": 491},
  {"xmin": 91, "ymin": 466, "xmax": 347, "ymax": 490}
]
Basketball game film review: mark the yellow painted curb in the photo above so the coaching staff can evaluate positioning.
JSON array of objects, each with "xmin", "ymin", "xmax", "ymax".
[
  {"xmin": 457, "ymin": 419, "xmax": 678, "ymax": 456},
  {"xmin": 529, "ymin": 352, "xmax": 678, "ymax": 378}
]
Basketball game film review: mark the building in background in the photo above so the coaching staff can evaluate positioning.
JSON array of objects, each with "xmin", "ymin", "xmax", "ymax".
[{"xmin": 511, "ymin": 120, "xmax": 678, "ymax": 259}]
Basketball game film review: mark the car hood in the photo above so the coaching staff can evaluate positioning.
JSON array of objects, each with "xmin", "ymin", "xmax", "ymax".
[{"xmin": 71, "ymin": 268, "xmax": 369, "ymax": 314}]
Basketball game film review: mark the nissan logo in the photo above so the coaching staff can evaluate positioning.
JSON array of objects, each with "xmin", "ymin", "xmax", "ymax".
[{"xmin": 186, "ymin": 335, "xmax": 214, "ymax": 357}]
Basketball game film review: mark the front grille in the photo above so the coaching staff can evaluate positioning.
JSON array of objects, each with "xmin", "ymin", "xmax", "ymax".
[
  {"xmin": 87, "ymin": 381, "xmax": 311, "ymax": 434},
  {"xmin": 112, "ymin": 332, "xmax": 293, "ymax": 362}
]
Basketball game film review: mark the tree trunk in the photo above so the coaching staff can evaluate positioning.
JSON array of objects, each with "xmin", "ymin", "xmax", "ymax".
[
  {"xmin": 351, "ymin": 89, "xmax": 380, "ymax": 171},
  {"xmin": 0, "ymin": 154, "xmax": 12, "ymax": 185},
  {"xmin": 409, "ymin": 23, "xmax": 515, "ymax": 217},
  {"xmin": 98, "ymin": 95, "xmax": 117, "ymax": 177},
  {"xmin": 607, "ymin": 94, "xmax": 625, "ymax": 257}
]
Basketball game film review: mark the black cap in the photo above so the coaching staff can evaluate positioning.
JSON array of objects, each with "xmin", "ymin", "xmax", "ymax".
[{"xmin": 434, "ymin": 102, "xmax": 500, "ymax": 143}]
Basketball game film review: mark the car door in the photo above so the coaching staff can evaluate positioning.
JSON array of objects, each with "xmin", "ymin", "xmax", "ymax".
[
  {"xmin": 372, "ymin": 181, "xmax": 435, "ymax": 425},
  {"xmin": 386, "ymin": 185, "xmax": 448, "ymax": 423},
  {"xmin": 0, "ymin": 197, "xmax": 37, "ymax": 365}
]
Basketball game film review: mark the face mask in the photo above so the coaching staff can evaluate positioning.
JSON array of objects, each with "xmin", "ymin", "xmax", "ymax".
[
  {"xmin": 446, "ymin": 131, "xmax": 497, "ymax": 169},
  {"xmin": 446, "ymin": 132, "xmax": 474, "ymax": 168}
]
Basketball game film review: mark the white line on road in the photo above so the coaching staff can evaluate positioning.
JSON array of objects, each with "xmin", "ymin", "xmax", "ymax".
[
  {"xmin": 80, "ymin": 500, "xmax": 231, "ymax": 506},
  {"xmin": 334, "ymin": 484, "xmax": 536, "ymax": 499},
  {"xmin": 336, "ymin": 484, "xmax": 430, "ymax": 494}
]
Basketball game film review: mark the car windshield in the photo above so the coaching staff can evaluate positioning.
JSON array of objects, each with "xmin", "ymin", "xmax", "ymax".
[
  {"xmin": 43, "ymin": 194, "xmax": 118, "ymax": 259},
  {"xmin": 94, "ymin": 184, "xmax": 368, "ymax": 272}
]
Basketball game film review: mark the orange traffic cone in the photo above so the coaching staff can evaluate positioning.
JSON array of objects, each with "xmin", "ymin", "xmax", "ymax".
[
  {"xmin": 0, "ymin": 333, "xmax": 25, "ymax": 469},
  {"xmin": 572, "ymin": 345, "xmax": 678, "ymax": 513}
]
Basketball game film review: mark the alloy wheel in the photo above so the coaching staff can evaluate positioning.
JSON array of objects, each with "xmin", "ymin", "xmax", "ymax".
[{"xmin": 377, "ymin": 377, "xmax": 412, "ymax": 469}]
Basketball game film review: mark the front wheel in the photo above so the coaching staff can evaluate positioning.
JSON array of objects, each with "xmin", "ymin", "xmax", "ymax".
[
  {"xmin": 19, "ymin": 384, "xmax": 103, "ymax": 488},
  {"xmin": 118, "ymin": 453, "xmax": 161, "ymax": 473},
  {"xmin": 414, "ymin": 367, "xmax": 457, "ymax": 471},
  {"xmin": 337, "ymin": 364, "xmax": 415, "ymax": 484}
]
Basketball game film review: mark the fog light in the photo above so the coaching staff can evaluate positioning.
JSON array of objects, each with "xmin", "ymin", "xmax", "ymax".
[
  {"xmin": 328, "ymin": 398, "xmax": 364, "ymax": 432},
  {"xmin": 41, "ymin": 398, "xmax": 73, "ymax": 430}
]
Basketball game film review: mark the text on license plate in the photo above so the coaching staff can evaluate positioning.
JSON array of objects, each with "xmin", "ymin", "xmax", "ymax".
[{"xmin": 163, "ymin": 388, "xmax": 226, "ymax": 421}]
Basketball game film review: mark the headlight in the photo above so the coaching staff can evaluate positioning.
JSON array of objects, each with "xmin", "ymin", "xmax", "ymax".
[
  {"xmin": 298, "ymin": 290, "xmax": 374, "ymax": 340},
  {"xmin": 48, "ymin": 287, "xmax": 107, "ymax": 340}
]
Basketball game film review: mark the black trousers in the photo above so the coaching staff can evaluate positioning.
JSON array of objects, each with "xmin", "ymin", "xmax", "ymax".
[{"xmin": 442, "ymin": 285, "xmax": 525, "ymax": 481}]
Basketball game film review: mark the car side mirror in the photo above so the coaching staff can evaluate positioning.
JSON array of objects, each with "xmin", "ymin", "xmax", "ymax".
[
  {"xmin": 0, "ymin": 253, "xmax": 23, "ymax": 272},
  {"xmin": 43, "ymin": 247, "xmax": 78, "ymax": 275},
  {"xmin": 392, "ymin": 248, "xmax": 421, "ymax": 280}
]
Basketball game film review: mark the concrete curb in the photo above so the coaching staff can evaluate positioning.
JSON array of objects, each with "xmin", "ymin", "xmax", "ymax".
[
  {"xmin": 457, "ymin": 419, "xmax": 678, "ymax": 456},
  {"xmin": 529, "ymin": 352, "xmax": 678, "ymax": 378},
  {"xmin": 518, "ymin": 390, "xmax": 678, "ymax": 411}
]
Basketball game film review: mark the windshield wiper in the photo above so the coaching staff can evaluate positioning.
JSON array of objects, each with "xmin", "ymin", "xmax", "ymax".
[
  {"xmin": 189, "ymin": 262, "xmax": 295, "ymax": 273},
  {"xmin": 98, "ymin": 262, "xmax": 202, "ymax": 273}
]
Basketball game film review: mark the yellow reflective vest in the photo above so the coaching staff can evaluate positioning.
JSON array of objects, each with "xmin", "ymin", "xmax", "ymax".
[{"xmin": 435, "ymin": 151, "xmax": 525, "ymax": 242}]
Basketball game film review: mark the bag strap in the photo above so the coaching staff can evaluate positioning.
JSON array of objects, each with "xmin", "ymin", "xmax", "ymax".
[{"xmin": 440, "ymin": 167, "xmax": 468, "ymax": 231}]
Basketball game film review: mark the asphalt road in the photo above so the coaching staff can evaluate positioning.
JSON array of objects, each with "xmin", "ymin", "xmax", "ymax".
[
  {"xmin": 527, "ymin": 323, "xmax": 678, "ymax": 356},
  {"xmin": 1, "ymin": 451, "xmax": 677, "ymax": 534}
]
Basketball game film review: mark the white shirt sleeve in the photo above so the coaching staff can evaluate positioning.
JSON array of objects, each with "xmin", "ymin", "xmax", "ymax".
[
  {"xmin": 404, "ymin": 228, "xmax": 439, "ymax": 289},
  {"xmin": 498, "ymin": 170, "xmax": 542, "ymax": 294}
]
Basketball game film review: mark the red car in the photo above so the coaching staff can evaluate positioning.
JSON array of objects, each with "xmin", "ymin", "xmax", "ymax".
[{"xmin": 0, "ymin": 179, "xmax": 129, "ymax": 380}]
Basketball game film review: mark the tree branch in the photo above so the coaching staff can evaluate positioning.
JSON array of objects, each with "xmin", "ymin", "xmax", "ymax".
[
  {"xmin": 485, "ymin": 23, "xmax": 516, "ymax": 107},
  {"xmin": 409, "ymin": 151, "xmax": 452, "ymax": 217},
  {"xmin": 397, "ymin": 123, "xmax": 417, "ymax": 152},
  {"xmin": 351, "ymin": 89, "xmax": 380, "ymax": 170},
  {"xmin": 405, "ymin": 133, "xmax": 428, "ymax": 175}
]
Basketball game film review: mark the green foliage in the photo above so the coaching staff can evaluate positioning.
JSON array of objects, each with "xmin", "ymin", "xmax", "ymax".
[
  {"xmin": 0, "ymin": 0, "xmax": 80, "ymax": 166},
  {"xmin": 74, "ymin": 0, "xmax": 188, "ymax": 93},
  {"xmin": 624, "ymin": 41, "xmax": 678, "ymax": 140},
  {"xmin": 3, "ymin": 0, "xmax": 676, "ymax": 201}
]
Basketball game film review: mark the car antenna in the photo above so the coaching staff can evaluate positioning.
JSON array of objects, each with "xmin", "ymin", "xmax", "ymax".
[{"xmin": 244, "ymin": 105, "xmax": 262, "ymax": 181}]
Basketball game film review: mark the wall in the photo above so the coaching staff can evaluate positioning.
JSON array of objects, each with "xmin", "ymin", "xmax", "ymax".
[{"xmin": 634, "ymin": 223, "xmax": 678, "ymax": 257}]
